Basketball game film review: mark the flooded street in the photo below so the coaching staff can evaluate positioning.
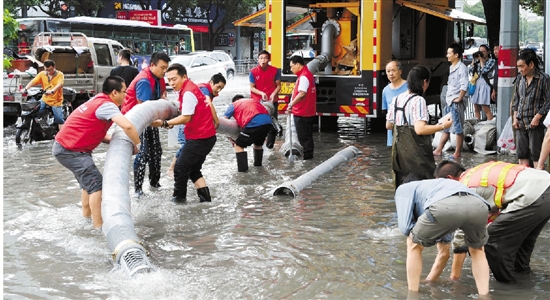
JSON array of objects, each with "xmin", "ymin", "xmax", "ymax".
[{"xmin": 3, "ymin": 75, "xmax": 550, "ymax": 299}]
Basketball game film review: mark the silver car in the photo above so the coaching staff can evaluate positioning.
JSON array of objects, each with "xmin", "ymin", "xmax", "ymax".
[
  {"xmin": 169, "ymin": 53, "xmax": 226, "ymax": 83},
  {"xmin": 206, "ymin": 50, "xmax": 236, "ymax": 80}
]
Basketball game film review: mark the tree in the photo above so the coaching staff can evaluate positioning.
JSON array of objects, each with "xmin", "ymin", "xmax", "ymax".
[
  {"xmin": 3, "ymin": 9, "xmax": 19, "ymax": 70},
  {"xmin": 462, "ymin": 1, "xmax": 487, "ymax": 38},
  {"xmin": 481, "ymin": 0, "xmax": 544, "ymax": 50},
  {"xmin": 165, "ymin": 0, "xmax": 264, "ymax": 50}
]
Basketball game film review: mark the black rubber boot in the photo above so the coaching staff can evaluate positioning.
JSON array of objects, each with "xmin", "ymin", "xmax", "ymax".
[
  {"xmin": 236, "ymin": 152, "xmax": 248, "ymax": 172},
  {"xmin": 253, "ymin": 149, "xmax": 264, "ymax": 166},
  {"xmin": 171, "ymin": 189, "xmax": 187, "ymax": 203},
  {"xmin": 265, "ymin": 131, "xmax": 276, "ymax": 149},
  {"xmin": 197, "ymin": 187, "xmax": 211, "ymax": 203}
]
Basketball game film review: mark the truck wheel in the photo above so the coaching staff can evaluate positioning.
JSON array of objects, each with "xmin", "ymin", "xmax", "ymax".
[
  {"xmin": 15, "ymin": 128, "xmax": 31, "ymax": 146},
  {"xmin": 3, "ymin": 115, "xmax": 18, "ymax": 127}
]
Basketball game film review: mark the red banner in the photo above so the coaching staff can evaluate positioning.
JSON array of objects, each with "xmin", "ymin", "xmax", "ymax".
[{"xmin": 116, "ymin": 10, "xmax": 162, "ymax": 26}]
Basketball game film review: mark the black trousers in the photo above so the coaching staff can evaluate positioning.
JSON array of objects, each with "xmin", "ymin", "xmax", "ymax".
[
  {"xmin": 485, "ymin": 186, "xmax": 550, "ymax": 282},
  {"xmin": 173, "ymin": 136, "xmax": 216, "ymax": 198},
  {"xmin": 134, "ymin": 126, "xmax": 162, "ymax": 189},
  {"xmin": 293, "ymin": 115, "xmax": 315, "ymax": 156}
]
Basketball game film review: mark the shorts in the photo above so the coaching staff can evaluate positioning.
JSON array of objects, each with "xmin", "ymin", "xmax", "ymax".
[
  {"xmin": 451, "ymin": 229, "xmax": 469, "ymax": 253},
  {"xmin": 39, "ymin": 100, "xmax": 65, "ymax": 124},
  {"xmin": 235, "ymin": 124, "xmax": 273, "ymax": 148},
  {"xmin": 443, "ymin": 102, "xmax": 465, "ymax": 135},
  {"xmin": 52, "ymin": 141, "xmax": 102, "ymax": 194},
  {"xmin": 410, "ymin": 194, "xmax": 489, "ymax": 248},
  {"xmin": 515, "ymin": 126, "xmax": 545, "ymax": 161}
]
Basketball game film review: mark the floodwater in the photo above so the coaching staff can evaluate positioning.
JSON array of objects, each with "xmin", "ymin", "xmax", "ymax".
[{"xmin": 3, "ymin": 76, "xmax": 550, "ymax": 299}]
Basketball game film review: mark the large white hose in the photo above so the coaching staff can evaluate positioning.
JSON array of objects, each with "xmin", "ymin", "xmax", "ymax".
[{"xmin": 102, "ymin": 99, "xmax": 179, "ymax": 277}]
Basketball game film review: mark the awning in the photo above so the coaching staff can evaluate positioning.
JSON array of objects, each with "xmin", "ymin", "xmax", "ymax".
[
  {"xmin": 286, "ymin": 12, "xmax": 317, "ymax": 33},
  {"xmin": 233, "ymin": 8, "xmax": 266, "ymax": 28},
  {"xmin": 395, "ymin": 0, "xmax": 486, "ymax": 25},
  {"xmin": 233, "ymin": 6, "xmax": 310, "ymax": 28}
]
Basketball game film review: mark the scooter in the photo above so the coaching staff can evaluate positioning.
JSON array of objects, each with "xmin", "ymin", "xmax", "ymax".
[{"xmin": 15, "ymin": 88, "xmax": 73, "ymax": 147}]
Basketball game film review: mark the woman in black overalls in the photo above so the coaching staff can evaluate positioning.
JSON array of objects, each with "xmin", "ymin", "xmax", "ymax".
[{"xmin": 386, "ymin": 66, "xmax": 453, "ymax": 189}]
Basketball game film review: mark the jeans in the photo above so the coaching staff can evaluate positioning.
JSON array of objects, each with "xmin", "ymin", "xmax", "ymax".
[{"xmin": 39, "ymin": 100, "xmax": 65, "ymax": 124}]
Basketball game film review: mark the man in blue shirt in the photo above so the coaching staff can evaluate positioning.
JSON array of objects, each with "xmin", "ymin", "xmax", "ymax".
[{"xmin": 395, "ymin": 175, "xmax": 490, "ymax": 296}]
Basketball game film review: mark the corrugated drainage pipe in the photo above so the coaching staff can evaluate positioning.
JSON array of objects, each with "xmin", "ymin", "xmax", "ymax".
[
  {"xmin": 102, "ymin": 99, "xmax": 179, "ymax": 277},
  {"xmin": 273, "ymin": 146, "xmax": 362, "ymax": 198}
]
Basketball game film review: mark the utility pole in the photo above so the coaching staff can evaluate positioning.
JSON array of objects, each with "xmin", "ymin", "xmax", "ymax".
[
  {"xmin": 496, "ymin": 0, "xmax": 519, "ymax": 136},
  {"xmin": 21, "ymin": 0, "xmax": 28, "ymax": 18},
  {"xmin": 546, "ymin": 0, "xmax": 550, "ymax": 73}
]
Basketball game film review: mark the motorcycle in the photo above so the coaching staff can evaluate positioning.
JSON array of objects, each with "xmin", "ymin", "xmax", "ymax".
[{"xmin": 15, "ymin": 87, "xmax": 75, "ymax": 147}]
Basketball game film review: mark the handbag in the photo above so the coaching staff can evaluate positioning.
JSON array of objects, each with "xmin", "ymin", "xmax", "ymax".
[{"xmin": 467, "ymin": 72, "xmax": 479, "ymax": 96}]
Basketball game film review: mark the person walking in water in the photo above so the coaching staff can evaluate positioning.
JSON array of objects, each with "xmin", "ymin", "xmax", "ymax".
[{"xmin": 386, "ymin": 65, "xmax": 452, "ymax": 189}]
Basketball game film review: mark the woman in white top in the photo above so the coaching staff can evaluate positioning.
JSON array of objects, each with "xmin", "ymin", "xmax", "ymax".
[{"xmin": 386, "ymin": 65, "xmax": 453, "ymax": 189}]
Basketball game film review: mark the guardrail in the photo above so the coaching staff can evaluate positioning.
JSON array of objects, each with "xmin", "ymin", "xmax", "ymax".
[{"xmin": 234, "ymin": 59, "xmax": 257, "ymax": 75}]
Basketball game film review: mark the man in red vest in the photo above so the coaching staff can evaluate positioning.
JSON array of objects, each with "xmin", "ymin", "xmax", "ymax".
[
  {"xmin": 53, "ymin": 76, "xmax": 141, "ymax": 229},
  {"xmin": 286, "ymin": 55, "xmax": 317, "ymax": 160},
  {"xmin": 249, "ymin": 50, "xmax": 281, "ymax": 148},
  {"xmin": 152, "ymin": 63, "xmax": 217, "ymax": 203},
  {"xmin": 223, "ymin": 95, "xmax": 274, "ymax": 172},
  {"xmin": 434, "ymin": 160, "xmax": 550, "ymax": 283},
  {"xmin": 121, "ymin": 51, "xmax": 170, "ymax": 197}
]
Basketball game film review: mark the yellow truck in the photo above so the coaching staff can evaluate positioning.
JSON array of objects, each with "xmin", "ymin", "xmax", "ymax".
[{"xmin": 262, "ymin": 0, "xmax": 485, "ymax": 130}]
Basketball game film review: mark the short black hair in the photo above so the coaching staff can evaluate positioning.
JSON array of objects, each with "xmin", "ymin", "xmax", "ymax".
[
  {"xmin": 258, "ymin": 50, "xmax": 270, "ymax": 59},
  {"xmin": 103, "ymin": 75, "xmax": 124, "ymax": 94},
  {"xmin": 150, "ymin": 51, "xmax": 171, "ymax": 65},
  {"xmin": 119, "ymin": 49, "xmax": 132, "ymax": 62},
  {"xmin": 43, "ymin": 60, "xmax": 55, "ymax": 68},
  {"xmin": 232, "ymin": 95, "xmax": 245, "ymax": 103},
  {"xmin": 210, "ymin": 73, "xmax": 226, "ymax": 85},
  {"xmin": 448, "ymin": 43, "xmax": 463, "ymax": 57},
  {"xmin": 290, "ymin": 55, "xmax": 305, "ymax": 65},
  {"xmin": 518, "ymin": 48, "xmax": 542, "ymax": 70},
  {"xmin": 434, "ymin": 160, "xmax": 466, "ymax": 178},
  {"xmin": 166, "ymin": 63, "xmax": 187, "ymax": 77},
  {"xmin": 407, "ymin": 65, "xmax": 431, "ymax": 95}
]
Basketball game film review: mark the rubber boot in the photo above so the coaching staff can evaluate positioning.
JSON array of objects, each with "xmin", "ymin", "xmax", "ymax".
[
  {"xmin": 197, "ymin": 187, "xmax": 211, "ymax": 203},
  {"xmin": 236, "ymin": 151, "xmax": 249, "ymax": 172},
  {"xmin": 253, "ymin": 149, "xmax": 263, "ymax": 167},
  {"xmin": 172, "ymin": 189, "xmax": 187, "ymax": 203},
  {"xmin": 265, "ymin": 130, "xmax": 276, "ymax": 149}
]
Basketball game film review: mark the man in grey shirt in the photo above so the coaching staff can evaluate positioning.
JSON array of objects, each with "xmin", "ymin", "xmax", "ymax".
[{"xmin": 433, "ymin": 43, "xmax": 469, "ymax": 159}]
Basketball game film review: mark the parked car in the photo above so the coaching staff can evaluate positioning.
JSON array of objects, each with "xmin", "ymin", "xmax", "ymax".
[
  {"xmin": 169, "ymin": 53, "xmax": 226, "ymax": 84},
  {"xmin": 203, "ymin": 50, "xmax": 236, "ymax": 80}
]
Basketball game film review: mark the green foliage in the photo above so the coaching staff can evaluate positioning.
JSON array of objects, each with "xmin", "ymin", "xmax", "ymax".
[
  {"xmin": 4, "ymin": 9, "xmax": 19, "ymax": 70},
  {"xmin": 520, "ymin": 17, "xmax": 544, "ymax": 44},
  {"xmin": 462, "ymin": 1, "xmax": 487, "ymax": 38},
  {"xmin": 519, "ymin": 0, "xmax": 544, "ymax": 16},
  {"xmin": 4, "ymin": 9, "xmax": 19, "ymax": 43}
]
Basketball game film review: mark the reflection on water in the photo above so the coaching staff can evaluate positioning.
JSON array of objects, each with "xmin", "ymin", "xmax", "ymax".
[{"xmin": 3, "ymin": 75, "xmax": 550, "ymax": 299}]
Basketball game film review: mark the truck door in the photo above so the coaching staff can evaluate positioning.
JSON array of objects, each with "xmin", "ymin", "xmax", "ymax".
[{"xmin": 92, "ymin": 42, "xmax": 116, "ymax": 93}]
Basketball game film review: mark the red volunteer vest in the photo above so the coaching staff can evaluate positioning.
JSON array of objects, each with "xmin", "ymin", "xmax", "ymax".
[
  {"xmin": 55, "ymin": 93, "xmax": 114, "ymax": 152},
  {"xmin": 250, "ymin": 65, "xmax": 278, "ymax": 101},
  {"xmin": 120, "ymin": 67, "xmax": 166, "ymax": 114},
  {"xmin": 233, "ymin": 98, "xmax": 269, "ymax": 128},
  {"xmin": 180, "ymin": 80, "xmax": 216, "ymax": 140},
  {"xmin": 460, "ymin": 161, "xmax": 526, "ymax": 208},
  {"xmin": 291, "ymin": 67, "xmax": 316, "ymax": 117}
]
